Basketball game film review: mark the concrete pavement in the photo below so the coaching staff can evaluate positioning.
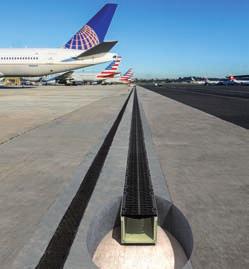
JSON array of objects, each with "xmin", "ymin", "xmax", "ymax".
[
  {"xmin": 0, "ymin": 85, "xmax": 130, "ymax": 269},
  {"xmin": 138, "ymin": 86, "xmax": 249, "ymax": 268}
]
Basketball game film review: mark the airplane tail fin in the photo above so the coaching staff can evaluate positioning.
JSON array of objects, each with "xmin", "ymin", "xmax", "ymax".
[
  {"xmin": 120, "ymin": 69, "xmax": 133, "ymax": 81},
  {"xmin": 64, "ymin": 4, "xmax": 117, "ymax": 50},
  {"xmin": 97, "ymin": 56, "xmax": 122, "ymax": 78}
]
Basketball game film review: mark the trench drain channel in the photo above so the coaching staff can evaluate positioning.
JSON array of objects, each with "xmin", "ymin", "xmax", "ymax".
[{"xmin": 121, "ymin": 89, "xmax": 158, "ymax": 245}]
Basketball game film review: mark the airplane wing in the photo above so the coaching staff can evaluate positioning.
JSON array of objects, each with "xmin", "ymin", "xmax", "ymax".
[{"xmin": 75, "ymin": 41, "xmax": 118, "ymax": 59}]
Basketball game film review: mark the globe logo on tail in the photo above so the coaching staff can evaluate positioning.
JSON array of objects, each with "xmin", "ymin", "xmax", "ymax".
[{"xmin": 64, "ymin": 25, "xmax": 100, "ymax": 50}]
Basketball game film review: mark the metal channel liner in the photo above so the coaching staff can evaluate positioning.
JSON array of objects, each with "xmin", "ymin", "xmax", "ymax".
[{"xmin": 121, "ymin": 88, "xmax": 158, "ymax": 245}]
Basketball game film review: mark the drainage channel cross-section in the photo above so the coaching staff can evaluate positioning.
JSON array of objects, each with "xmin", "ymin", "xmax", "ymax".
[{"xmin": 121, "ymin": 88, "xmax": 158, "ymax": 245}]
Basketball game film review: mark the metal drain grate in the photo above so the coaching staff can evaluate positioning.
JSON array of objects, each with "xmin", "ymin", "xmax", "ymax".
[{"xmin": 121, "ymin": 88, "xmax": 158, "ymax": 244}]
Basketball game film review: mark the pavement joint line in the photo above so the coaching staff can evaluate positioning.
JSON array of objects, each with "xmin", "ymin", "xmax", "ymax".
[
  {"xmin": 137, "ymin": 85, "xmax": 249, "ymax": 268},
  {"xmin": 64, "ymin": 88, "xmax": 135, "ymax": 269},
  {"xmin": 65, "ymin": 86, "xmax": 193, "ymax": 269},
  {"xmin": 137, "ymin": 86, "xmax": 172, "ymax": 201},
  {"xmin": 10, "ymin": 86, "xmax": 194, "ymax": 269},
  {"xmin": 10, "ymin": 89, "xmax": 132, "ymax": 269},
  {"xmin": 0, "ymin": 92, "xmax": 123, "ymax": 147},
  {"xmin": 35, "ymin": 89, "xmax": 133, "ymax": 269},
  {"xmin": 137, "ymin": 86, "xmax": 193, "ymax": 269}
]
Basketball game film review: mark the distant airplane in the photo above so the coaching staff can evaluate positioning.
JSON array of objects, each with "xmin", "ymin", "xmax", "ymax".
[
  {"xmin": 0, "ymin": 4, "xmax": 118, "ymax": 78},
  {"xmin": 120, "ymin": 69, "xmax": 134, "ymax": 83},
  {"xmin": 192, "ymin": 77, "xmax": 230, "ymax": 86},
  {"xmin": 226, "ymin": 75, "xmax": 249, "ymax": 85},
  {"xmin": 105, "ymin": 68, "xmax": 134, "ymax": 84},
  {"xmin": 190, "ymin": 77, "xmax": 206, "ymax": 85},
  {"xmin": 47, "ymin": 56, "xmax": 122, "ymax": 85},
  {"xmin": 204, "ymin": 78, "xmax": 222, "ymax": 85}
]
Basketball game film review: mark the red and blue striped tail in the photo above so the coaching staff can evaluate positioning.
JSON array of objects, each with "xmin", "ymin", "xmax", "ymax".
[
  {"xmin": 97, "ymin": 56, "xmax": 122, "ymax": 78},
  {"xmin": 64, "ymin": 3, "xmax": 117, "ymax": 50},
  {"xmin": 121, "ymin": 69, "xmax": 133, "ymax": 81}
]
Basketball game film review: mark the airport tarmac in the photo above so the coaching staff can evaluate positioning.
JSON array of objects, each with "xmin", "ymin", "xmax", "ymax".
[
  {"xmin": 0, "ymin": 85, "xmax": 130, "ymax": 268},
  {"xmin": 1, "ymin": 84, "xmax": 248, "ymax": 269},
  {"xmin": 142, "ymin": 83, "xmax": 249, "ymax": 129},
  {"xmin": 138, "ymin": 85, "xmax": 249, "ymax": 268},
  {"xmin": 0, "ymin": 85, "xmax": 129, "ymax": 144}
]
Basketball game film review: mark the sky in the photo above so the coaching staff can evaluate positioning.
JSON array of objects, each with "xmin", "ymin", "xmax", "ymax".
[{"xmin": 0, "ymin": 0, "xmax": 249, "ymax": 78}]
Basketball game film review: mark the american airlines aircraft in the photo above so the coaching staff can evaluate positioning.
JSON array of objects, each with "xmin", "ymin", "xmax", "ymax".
[
  {"xmin": 0, "ymin": 4, "xmax": 118, "ymax": 78},
  {"xmin": 105, "ymin": 68, "xmax": 134, "ymax": 84},
  {"xmin": 226, "ymin": 76, "xmax": 249, "ymax": 85},
  {"xmin": 120, "ymin": 69, "xmax": 134, "ymax": 83},
  {"xmin": 48, "ymin": 56, "xmax": 122, "ymax": 85}
]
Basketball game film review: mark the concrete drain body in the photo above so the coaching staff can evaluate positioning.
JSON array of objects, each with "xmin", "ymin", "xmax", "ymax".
[{"xmin": 86, "ymin": 197, "xmax": 193, "ymax": 269}]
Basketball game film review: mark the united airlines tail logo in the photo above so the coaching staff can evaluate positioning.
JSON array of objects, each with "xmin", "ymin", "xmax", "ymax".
[{"xmin": 64, "ymin": 25, "xmax": 100, "ymax": 50}]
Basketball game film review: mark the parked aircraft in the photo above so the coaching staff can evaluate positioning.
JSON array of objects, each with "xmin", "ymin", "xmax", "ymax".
[
  {"xmin": 190, "ymin": 77, "xmax": 206, "ymax": 85},
  {"xmin": 226, "ymin": 76, "xmax": 249, "ymax": 85},
  {"xmin": 105, "ymin": 68, "xmax": 134, "ymax": 84},
  {"xmin": 0, "ymin": 4, "xmax": 118, "ymax": 78},
  {"xmin": 204, "ymin": 78, "xmax": 222, "ymax": 85},
  {"xmin": 47, "ymin": 56, "xmax": 122, "ymax": 85}
]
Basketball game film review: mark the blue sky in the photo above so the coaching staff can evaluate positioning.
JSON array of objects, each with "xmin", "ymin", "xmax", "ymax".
[{"xmin": 0, "ymin": 0, "xmax": 249, "ymax": 78}]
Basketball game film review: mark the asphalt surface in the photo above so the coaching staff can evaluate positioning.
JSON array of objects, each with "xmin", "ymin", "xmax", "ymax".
[
  {"xmin": 142, "ymin": 84, "xmax": 249, "ymax": 129},
  {"xmin": 138, "ymin": 86, "xmax": 249, "ymax": 268}
]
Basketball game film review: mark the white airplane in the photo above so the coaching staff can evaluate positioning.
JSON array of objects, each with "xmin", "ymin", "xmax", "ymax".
[
  {"xmin": 190, "ymin": 77, "xmax": 206, "ymax": 85},
  {"xmin": 105, "ymin": 68, "xmax": 134, "ymax": 84},
  {"xmin": 47, "ymin": 56, "xmax": 122, "ymax": 85},
  {"xmin": 226, "ymin": 75, "xmax": 249, "ymax": 85},
  {"xmin": 204, "ymin": 78, "xmax": 223, "ymax": 85},
  {"xmin": 0, "ymin": 4, "xmax": 118, "ymax": 78}
]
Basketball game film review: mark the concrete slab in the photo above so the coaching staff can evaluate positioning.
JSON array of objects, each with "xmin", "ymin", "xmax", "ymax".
[
  {"xmin": 0, "ymin": 85, "xmax": 129, "ymax": 269},
  {"xmin": 138, "ymin": 86, "xmax": 249, "ymax": 268},
  {"xmin": 0, "ymin": 85, "xmax": 128, "ymax": 144},
  {"xmin": 63, "ymin": 88, "xmax": 192, "ymax": 269},
  {"xmin": 9, "ymin": 87, "xmax": 193, "ymax": 269},
  {"xmin": 64, "ymin": 88, "xmax": 134, "ymax": 269}
]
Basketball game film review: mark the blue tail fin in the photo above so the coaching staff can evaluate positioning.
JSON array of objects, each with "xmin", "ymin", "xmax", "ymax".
[{"xmin": 64, "ymin": 3, "xmax": 117, "ymax": 50}]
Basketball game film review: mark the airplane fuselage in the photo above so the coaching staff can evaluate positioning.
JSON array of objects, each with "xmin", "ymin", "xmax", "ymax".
[
  {"xmin": 71, "ymin": 73, "xmax": 105, "ymax": 82},
  {"xmin": 105, "ymin": 77, "xmax": 130, "ymax": 84},
  {"xmin": 233, "ymin": 79, "xmax": 249, "ymax": 85},
  {"xmin": 0, "ymin": 48, "xmax": 115, "ymax": 77},
  {"xmin": 205, "ymin": 79, "xmax": 221, "ymax": 85}
]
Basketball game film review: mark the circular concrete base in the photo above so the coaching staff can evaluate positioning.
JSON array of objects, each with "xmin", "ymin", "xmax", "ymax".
[{"xmin": 93, "ymin": 227, "xmax": 187, "ymax": 269}]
